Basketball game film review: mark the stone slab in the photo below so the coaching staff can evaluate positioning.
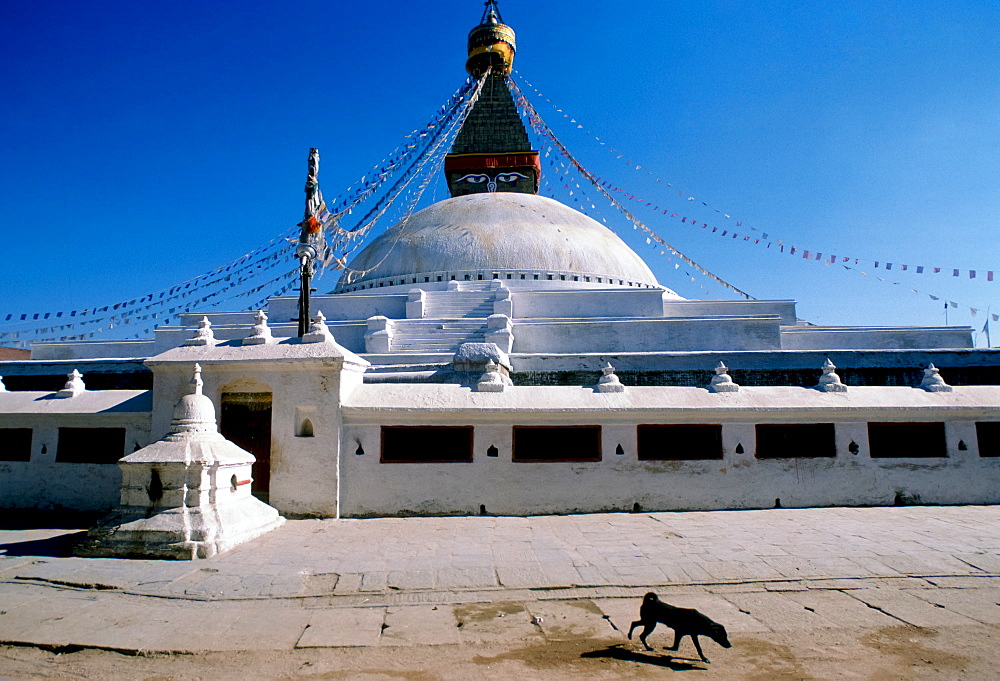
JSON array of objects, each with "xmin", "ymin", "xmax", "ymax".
[
  {"xmin": 0, "ymin": 588, "xmax": 98, "ymax": 644},
  {"xmin": 386, "ymin": 570, "xmax": 435, "ymax": 590},
  {"xmin": 0, "ymin": 557, "xmax": 39, "ymax": 579},
  {"xmin": 453, "ymin": 601, "xmax": 543, "ymax": 644},
  {"xmin": 212, "ymin": 606, "xmax": 312, "ymax": 650},
  {"xmin": 723, "ymin": 591, "xmax": 832, "ymax": 631},
  {"xmin": 297, "ymin": 607, "xmax": 387, "ymax": 648},
  {"xmin": 953, "ymin": 553, "xmax": 1000, "ymax": 573},
  {"xmin": 119, "ymin": 606, "xmax": 245, "ymax": 652},
  {"xmin": 5, "ymin": 595, "xmax": 162, "ymax": 651},
  {"xmin": 496, "ymin": 564, "xmax": 547, "ymax": 588},
  {"xmin": 360, "ymin": 571, "xmax": 388, "ymax": 592},
  {"xmin": 72, "ymin": 601, "xmax": 196, "ymax": 652},
  {"xmin": 846, "ymin": 588, "xmax": 980, "ymax": 628},
  {"xmin": 524, "ymin": 599, "xmax": 615, "ymax": 641},
  {"xmin": 333, "ymin": 572, "xmax": 364, "ymax": 594},
  {"xmin": 435, "ymin": 567, "xmax": 497, "ymax": 589},
  {"xmin": 782, "ymin": 589, "xmax": 899, "ymax": 628},
  {"xmin": 926, "ymin": 576, "xmax": 1000, "ymax": 589},
  {"xmin": 906, "ymin": 587, "xmax": 1000, "ymax": 625},
  {"xmin": 380, "ymin": 605, "xmax": 462, "ymax": 646}
]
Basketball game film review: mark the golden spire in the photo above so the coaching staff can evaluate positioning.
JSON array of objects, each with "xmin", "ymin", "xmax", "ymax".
[{"xmin": 466, "ymin": 0, "xmax": 516, "ymax": 77}]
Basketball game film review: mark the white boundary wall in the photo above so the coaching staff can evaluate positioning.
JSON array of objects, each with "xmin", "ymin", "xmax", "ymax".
[
  {"xmin": 338, "ymin": 384, "xmax": 1000, "ymax": 516},
  {"xmin": 0, "ymin": 390, "xmax": 152, "ymax": 511}
]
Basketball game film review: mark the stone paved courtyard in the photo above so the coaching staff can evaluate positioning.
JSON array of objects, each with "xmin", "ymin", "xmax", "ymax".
[{"xmin": 1, "ymin": 506, "xmax": 999, "ymax": 679}]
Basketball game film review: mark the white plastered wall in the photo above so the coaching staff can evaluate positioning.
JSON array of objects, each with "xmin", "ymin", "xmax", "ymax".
[
  {"xmin": 0, "ymin": 409, "xmax": 151, "ymax": 511},
  {"xmin": 337, "ymin": 385, "xmax": 1000, "ymax": 517}
]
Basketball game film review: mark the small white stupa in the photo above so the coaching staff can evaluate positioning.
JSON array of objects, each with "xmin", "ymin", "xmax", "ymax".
[
  {"xmin": 243, "ymin": 309, "xmax": 274, "ymax": 345},
  {"xmin": 708, "ymin": 361, "xmax": 739, "ymax": 393},
  {"xmin": 816, "ymin": 358, "xmax": 848, "ymax": 392},
  {"xmin": 477, "ymin": 359, "xmax": 508, "ymax": 392},
  {"xmin": 302, "ymin": 310, "xmax": 335, "ymax": 344},
  {"xmin": 76, "ymin": 363, "xmax": 284, "ymax": 559},
  {"xmin": 55, "ymin": 369, "xmax": 86, "ymax": 398},
  {"xmin": 920, "ymin": 363, "xmax": 953, "ymax": 392},
  {"xmin": 596, "ymin": 363, "xmax": 625, "ymax": 393},
  {"xmin": 183, "ymin": 316, "xmax": 217, "ymax": 347}
]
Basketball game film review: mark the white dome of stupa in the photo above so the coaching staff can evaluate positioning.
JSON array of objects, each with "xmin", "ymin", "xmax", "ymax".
[{"xmin": 335, "ymin": 193, "xmax": 674, "ymax": 294}]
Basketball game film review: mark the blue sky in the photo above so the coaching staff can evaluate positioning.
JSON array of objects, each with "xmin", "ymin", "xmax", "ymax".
[{"xmin": 2, "ymin": 0, "xmax": 998, "ymax": 343}]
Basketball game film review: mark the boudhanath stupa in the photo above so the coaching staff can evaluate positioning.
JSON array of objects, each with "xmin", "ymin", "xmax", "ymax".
[{"xmin": 1, "ymin": 2, "xmax": 999, "ymax": 542}]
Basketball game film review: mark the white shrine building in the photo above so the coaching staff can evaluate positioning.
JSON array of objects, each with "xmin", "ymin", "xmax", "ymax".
[{"xmin": 2, "ymin": 4, "xmax": 999, "ymax": 528}]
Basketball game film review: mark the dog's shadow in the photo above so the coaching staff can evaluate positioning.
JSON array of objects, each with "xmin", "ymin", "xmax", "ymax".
[{"xmin": 581, "ymin": 644, "xmax": 706, "ymax": 670}]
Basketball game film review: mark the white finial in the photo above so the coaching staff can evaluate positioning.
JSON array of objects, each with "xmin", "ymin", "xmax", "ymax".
[
  {"xmin": 191, "ymin": 363, "xmax": 204, "ymax": 395},
  {"xmin": 477, "ymin": 359, "xmax": 507, "ymax": 392},
  {"xmin": 709, "ymin": 361, "xmax": 739, "ymax": 393},
  {"xmin": 816, "ymin": 358, "xmax": 847, "ymax": 392},
  {"xmin": 302, "ymin": 310, "xmax": 335, "ymax": 343},
  {"xmin": 183, "ymin": 316, "xmax": 217, "ymax": 347},
  {"xmin": 920, "ymin": 363, "xmax": 953, "ymax": 392},
  {"xmin": 244, "ymin": 309, "xmax": 274, "ymax": 345},
  {"xmin": 597, "ymin": 362, "xmax": 625, "ymax": 393},
  {"xmin": 56, "ymin": 369, "xmax": 86, "ymax": 398}
]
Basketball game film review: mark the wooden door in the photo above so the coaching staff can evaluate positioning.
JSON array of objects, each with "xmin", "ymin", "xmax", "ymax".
[{"xmin": 220, "ymin": 392, "xmax": 273, "ymax": 502}]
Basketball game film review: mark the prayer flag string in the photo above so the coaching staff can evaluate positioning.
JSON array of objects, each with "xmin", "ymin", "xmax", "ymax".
[{"xmin": 513, "ymin": 71, "xmax": 997, "ymax": 285}]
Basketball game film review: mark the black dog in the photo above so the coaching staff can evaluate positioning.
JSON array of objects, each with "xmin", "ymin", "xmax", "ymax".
[{"xmin": 627, "ymin": 592, "xmax": 731, "ymax": 663}]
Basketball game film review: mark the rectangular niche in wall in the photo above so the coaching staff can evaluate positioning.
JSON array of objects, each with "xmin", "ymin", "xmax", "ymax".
[
  {"xmin": 976, "ymin": 422, "xmax": 1000, "ymax": 457},
  {"xmin": 637, "ymin": 424, "xmax": 723, "ymax": 460},
  {"xmin": 755, "ymin": 424, "xmax": 836, "ymax": 459},
  {"xmin": 55, "ymin": 427, "xmax": 127, "ymax": 464},
  {"xmin": 0, "ymin": 428, "xmax": 32, "ymax": 462},
  {"xmin": 868, "ymin": 422, "xmax": 947, "ymax": 458},
  {"xmin": 380, "ymin": 426, "xmax": 474, "ymax": 463},
  {"xmin": 512, "ymin": 426, "xmax": 602, "ymax": 462}
]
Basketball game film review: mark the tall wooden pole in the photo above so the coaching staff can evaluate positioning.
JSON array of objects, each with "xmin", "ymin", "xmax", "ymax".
[
  {"xmin": 297, "ymin": 256, "xmax": 313, "ymax": 337},
  {"xmin": 296, "ymin": 148, "xmax": 324, "ymax": 337}
]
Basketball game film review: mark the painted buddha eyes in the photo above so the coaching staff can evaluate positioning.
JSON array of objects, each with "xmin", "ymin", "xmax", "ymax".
[
  {"xmin": 457, "ymin": 173, "xmax": 491, "ymax": 184},
  {"xmin": 495, "ymin": 172, "xmax": 529, "ymax": 183},
  {"xmin": 456, "ymin": 172, "xmax": 530, "ymax": 192}
]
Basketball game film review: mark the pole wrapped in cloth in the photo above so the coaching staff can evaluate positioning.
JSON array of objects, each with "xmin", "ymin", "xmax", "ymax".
[
  {"xmin": 296, "ymin": 148, "xmax": 330, "ymax": 336},
  {"xmin": 297, "ymin": 148, "xmax": 330, "ymax": 260}
]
